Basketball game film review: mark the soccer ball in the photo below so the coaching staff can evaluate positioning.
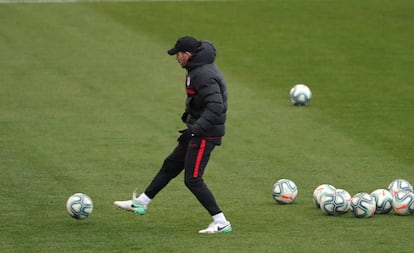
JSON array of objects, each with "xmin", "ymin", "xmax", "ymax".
[
  {"xmin": 312, "ymin": 184, "xmax": 336, "ymax": 208},
  {"xmin": 289, "ymin": 84, "xmax": 312, "ymax": 106},
  {"xmin": 66, "ymin": 193, "xmax": 93, "ymax": 219},
  {"xmin": 320, "ymin": 189, "xmax": 351, "ymax": 216},
  {"xmin": 370, "ymin": 189, "xmax": 393, "ymax": 214},
  {"xmin": 272, "ymin": 179, "xmax": 298, "ymax": 204},
  {"xmin": 350, "ymin": 192, "xmax": 376, "ymax": 218},
  {"xmin": 387, "ymin": 179, "xmax": 413, "ymax": 196},
  {"xmin": 392, "ymin": 190, "xmax": 414, "ymax": 216},
  {"xmin": 336, "ymin": 189, "xmax": 352, "ymax": 206}
]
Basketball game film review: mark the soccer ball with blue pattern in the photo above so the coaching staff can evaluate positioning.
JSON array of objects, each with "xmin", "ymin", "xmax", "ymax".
[
  {"xmin": 387, "ymin": 179, "xmax": 413, "ymax": 196},
  {"xmin": 312, "ymin": 184, "xmax": 336, "ymax": 208},
  {"xmin": 392, "ymin": 190, "xmax": 414, "ymax": 216},
  {"xmin": 66, "ymin": 193, "xmax": 93, "ymax": 219},
  {"xmin": 336, "ymin": 189, "xmax": 352, "ymax": 206},
  {"xmin": 351, "ymin": 192, "xmax": 376, "ymax": 218},
  {"xmin": 272, "ymin": 179, "xmax": 298, "ymax": 204},
  {"xmin": 320, "ymin": 189, "xmax": 351, "ymax": 216},
  {"xmin": 370, "ymin": 189, "xmax": 393, "ymax": 214},
  {"xmin": 289, "ymin": 84, "xmax": 312, "ymax": 106}
]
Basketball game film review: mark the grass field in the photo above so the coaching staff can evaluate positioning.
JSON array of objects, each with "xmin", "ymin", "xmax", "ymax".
[{"xmin": 1, "ymin": 0, "xmax": 413, "ymax": 252}]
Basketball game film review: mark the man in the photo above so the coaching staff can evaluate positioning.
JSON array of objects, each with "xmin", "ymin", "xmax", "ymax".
[{"xmin": 114, "ymin": 36, "xmax": 231, "ymax": 234}]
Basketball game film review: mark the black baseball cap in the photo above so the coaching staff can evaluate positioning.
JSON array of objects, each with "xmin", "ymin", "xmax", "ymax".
[{"xmin": 167, "ymin": 36, "xmax": 200, "ymax": 55}]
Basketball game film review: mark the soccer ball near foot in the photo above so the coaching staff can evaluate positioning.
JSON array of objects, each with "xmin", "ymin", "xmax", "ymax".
[{"xmin": 66, "ymin": 193, "xmax": 93, "ymax": 219}]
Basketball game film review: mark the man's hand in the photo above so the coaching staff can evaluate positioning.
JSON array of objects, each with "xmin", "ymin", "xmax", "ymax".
[{"xmin": 177, "ymin": 129, "xmax": 193, "ymax": 143}]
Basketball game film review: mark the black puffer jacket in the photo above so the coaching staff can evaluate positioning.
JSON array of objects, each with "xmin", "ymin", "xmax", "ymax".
[{"xmin": 183, "ymin": 40, "xmax": 227, "ymax": 140}]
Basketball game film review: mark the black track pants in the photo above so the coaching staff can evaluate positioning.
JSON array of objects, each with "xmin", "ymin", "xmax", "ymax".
[{"xmin": 144, "ymin": 136, "xmax": 222, "ymax": 216}]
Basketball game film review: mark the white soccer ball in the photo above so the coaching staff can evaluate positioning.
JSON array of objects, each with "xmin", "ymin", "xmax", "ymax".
[
  {"xmin": 387, "ymin": 179, "xmax": 413, "ymax": 196},
  {"xmin": 66, "ymin": 193, "xmax": 93, "ymax": 219},
  {"xmin": 312, "ymin": 184, "xmax": 336, "ymax": 208},
  {"xmin": 336, "ymin": 188, "xmax": 352, "ymax": 206},
  {"xmin": 289, "ymin": 84, "xmax": 312, "ymax": 106},
  {"xmin": 272, "ymin": 179, "xmax": 298, "ymax": 204},
  {"xmin": 370, "ymin": 189, "xmax": 393, "ymax": 214},
  {"xmin": 320, "ymin": 189, "xmax": 351, "ymax": 216},
  {"xmin": 350, "ymin": 192, "xmax": 376, "ymax": 218},
  {"xmin": 392, "ymin": 190, "xmax": 414, "ymax": 216}
]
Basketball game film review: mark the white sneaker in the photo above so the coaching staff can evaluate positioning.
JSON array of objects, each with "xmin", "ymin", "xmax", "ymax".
[
  {"xmin": 114, "ymin": 190, "xmax": 147, "ymax": 215},
  {"xmin": 198, "ymin": 221, "xmax": 232, "ymax": 234}
]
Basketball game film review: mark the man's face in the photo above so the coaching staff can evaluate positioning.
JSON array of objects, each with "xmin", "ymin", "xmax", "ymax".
[{"xmin": 176, "ymin": 51, "xmax": 192, "ymax": 67}]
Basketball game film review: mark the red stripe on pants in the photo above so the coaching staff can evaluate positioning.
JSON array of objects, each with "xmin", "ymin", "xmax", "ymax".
[{"xmin": 193, "ymin": 139, "xmax": 206, "ymax": 178}]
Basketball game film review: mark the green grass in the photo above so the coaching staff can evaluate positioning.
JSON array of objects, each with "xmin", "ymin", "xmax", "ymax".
[{"xmin": 1, "ymin": 0, "xmax": 413, "ymax": 252}]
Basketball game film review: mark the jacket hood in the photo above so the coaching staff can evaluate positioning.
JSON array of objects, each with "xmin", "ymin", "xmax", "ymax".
[{"xmin": 186, "ymin": 40, "xmax": 216, "ymax": 70}]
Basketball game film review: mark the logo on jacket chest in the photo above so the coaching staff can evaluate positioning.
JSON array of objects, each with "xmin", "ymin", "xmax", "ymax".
[
  {"xmin": 186, "ymin": 76, "xmax": 191, "ymax": 87},
  {"xmin": 186, "ymin": 76, "xmax": 197, "ymax": 95}
]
